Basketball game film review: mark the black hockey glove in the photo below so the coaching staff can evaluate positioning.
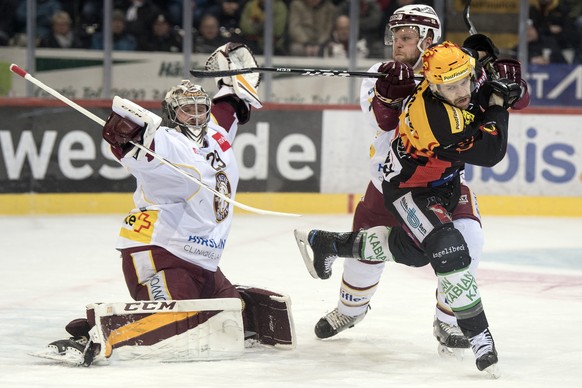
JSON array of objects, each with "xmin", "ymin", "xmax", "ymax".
[
  {"xmin": 479, "ymin": 78, "xmax": 522, "ymax": 109},
  {"xmin": 463, "ymin": 34, "xmax": 499, "ymax": 67}
]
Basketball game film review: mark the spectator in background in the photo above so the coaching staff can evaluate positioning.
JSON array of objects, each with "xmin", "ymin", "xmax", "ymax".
[
  {"xmin": 124, "ymin": 0, "xmax": 161, "ymax": 39},
  {"xmin": 138, "ymin": 12, "xmax": 182, "ymax": 52},
  {"xmin": 518, "ymin": 18, "xmax": 567, "ymax": 64},
  {"xmin": 216, "ymin": 0, "xmax": 246, "ymax": 32},
  {"xmin": 288, "ymin": 0, "xmax": 337, "ymax": 56},
  {"xmin": 91, "ymin": 9, "xmax": 137, "ymax": 51},
  {"xmin": 154, "ymin": 0, "xmax": 183, "ymax": 27},
  {"xmin": 39, "ymin": 10, "xmax": 85, "ymax": 49},
  {"xmin": 190, "ymin": 0, "xmax": 221, "ymax": 29},
  {"xmin": 323, "ymin": 14, "xmax": 369, "ymax": 58},
  {"xmin": 338, "ymin": 0, "xmax": 384, "ymax": 58},
  {"xmin": 0, "ymin": 0, "xmax": 18, "ymax": 46},
  {"xmin": 240, "ymin": 0, "xmax": 288, "ymax": 55},
  {"xmin": 529, "ymin": 0, "xmax": 579, "ymax": 52},
  {"xmin": 15, "ymin": 0, "xmax": 63, "ymax": 42},
  {"xmin": 194, "ymin": 14, "xmax": 230, "ymax": 53},
  {"xmin": 80, "ymin": 1, "xmax": 127, "ymax": 25}
]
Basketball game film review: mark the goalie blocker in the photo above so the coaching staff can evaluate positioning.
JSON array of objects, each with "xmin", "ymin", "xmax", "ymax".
[{"xmin": 31, "ymin": 286, "xmax": 295, "ymax": 366}]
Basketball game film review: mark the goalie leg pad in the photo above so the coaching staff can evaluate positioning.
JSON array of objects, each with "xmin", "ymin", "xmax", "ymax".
[
  {"xmin": 236, "ymin": 285, "xmax": 296, "ymax": 349},
  {"xmin": 87, "ymin": 299, "xmax": 244, "ymax": 362}
]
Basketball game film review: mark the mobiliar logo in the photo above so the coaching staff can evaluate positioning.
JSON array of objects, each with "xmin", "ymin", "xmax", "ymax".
[{"xmin": 464, "ymin": 126, "xmax": 580, "ymax": 195}]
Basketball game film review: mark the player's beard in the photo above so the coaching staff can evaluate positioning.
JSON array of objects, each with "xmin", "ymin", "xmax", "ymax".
[
  {"xmin": 393, "ymin": 48, "xmax": 421, "ymax": 68},
  {"xmin": 454, "ymin": 95, "xmax": 471, "ymax": 110}
]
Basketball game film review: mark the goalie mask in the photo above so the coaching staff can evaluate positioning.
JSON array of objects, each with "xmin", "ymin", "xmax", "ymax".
[{"xmin": 162, "ymin": 80, "xmax": 211, "ymax": 146}]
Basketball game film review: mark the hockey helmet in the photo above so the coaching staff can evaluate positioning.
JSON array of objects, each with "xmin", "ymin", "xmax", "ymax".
[
  {"xmin": 385, "ymin": 4, "xmax": 442, "ymax": 50},
  {"xmin": 422, "ymin": 42, "xmax": 475, "ymax": 85}
]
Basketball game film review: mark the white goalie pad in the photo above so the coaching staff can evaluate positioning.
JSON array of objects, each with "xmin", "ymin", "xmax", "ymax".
[
  {"xmin": 232, "ymin": 73, "xmax": 262, "ymax": 109},
  {"xmin": 87, "ymin": 298, "xmax": 244, "ymax": 363}
]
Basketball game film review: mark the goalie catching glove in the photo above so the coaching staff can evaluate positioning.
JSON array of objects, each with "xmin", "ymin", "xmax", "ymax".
[
  {"xmin": 205, "ymin": 42, "xmax": 262, "ymax": 109},
  {"xmin": 102, "ymin": 96, "xmax": 162, "ymax": 160}
]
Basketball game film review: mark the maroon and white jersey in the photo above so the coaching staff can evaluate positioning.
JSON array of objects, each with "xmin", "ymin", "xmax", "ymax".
[{"xmin": 115, "ymin": 99, "xmax": 242, "ymax": 272}]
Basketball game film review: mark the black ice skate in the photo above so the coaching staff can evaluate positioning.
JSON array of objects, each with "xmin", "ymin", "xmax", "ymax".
[
  {"xmin": 433, "ymin": 318, "xmax": 470, "ymax": 360},
  {"xmin": 30, "ymin": 336, "xmax": 96, "ymax": 366},
  {"xmin": 293, "ymin": 229, "xmax": 359, "ymax": 279},
  {"xmin": 469, "ymin": 328, "xmax": 501, "ymax": 378},
  {"xmin": 314, "ymin": 308, "xmax": 367, "ymax": 339}
]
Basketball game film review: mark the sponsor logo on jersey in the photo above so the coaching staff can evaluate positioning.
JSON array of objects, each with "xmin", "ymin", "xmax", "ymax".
[
  {"xmin": 187, "ymin": 235, "xmax": 226, "ymax": 249},
  {"xmin": 120, "ymin": 210, "xmax": 158, "ymax": 243},
  {"xmin": 183, "ymin": 245, "xmax": 222, "ymax": 260},
  {"xmin": 212, "ymin": 132, "xmax": 231, "ymax": 152}
]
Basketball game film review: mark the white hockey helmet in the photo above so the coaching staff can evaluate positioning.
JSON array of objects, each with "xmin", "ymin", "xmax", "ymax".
[
  {"xmin": 162, "ymin": 80, "xmax": 211, "ymax": 146},
  {"xmin": 385, "ymin": 4, "xmax": 442, "ymax": 52}
]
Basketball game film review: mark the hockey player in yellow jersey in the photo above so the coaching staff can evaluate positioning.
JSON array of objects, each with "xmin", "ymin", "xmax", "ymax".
[{"xmin": 295, "ymin": 41, "xmax": 526, "ymax": 378}]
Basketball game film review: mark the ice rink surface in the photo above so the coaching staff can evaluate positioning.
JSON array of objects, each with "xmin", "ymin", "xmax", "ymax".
[{"xmin": 1, "ymin": 213, "xmax": 581, "ymax": 387}]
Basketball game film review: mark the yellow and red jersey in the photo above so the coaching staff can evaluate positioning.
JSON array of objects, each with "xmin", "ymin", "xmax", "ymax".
[{"xmin": 383, "ymin": 80, "xmax": 510, "ymax": 189}]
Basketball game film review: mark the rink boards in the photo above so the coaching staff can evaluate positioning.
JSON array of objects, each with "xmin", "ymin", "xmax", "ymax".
[{"xmin": 0, "ymin": 100, "xmax": 581, "ymax": 216}]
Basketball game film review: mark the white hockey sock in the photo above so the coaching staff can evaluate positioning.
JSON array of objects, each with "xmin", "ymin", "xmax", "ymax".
[{"xmin": 337, "ymin": 259, "xmax": 386, "ymax": 317}]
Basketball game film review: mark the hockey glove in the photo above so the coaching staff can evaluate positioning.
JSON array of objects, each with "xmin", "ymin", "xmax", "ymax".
[
  {"xmin": 103, "ymin": 97, "xmax": 162, "ymax": 159},
  {"xmin": 492, "ymin": 59, "xmax": 521, "ymax": 83},
  {"xmin": 374, "ymin": 61, "xmax": 416, "ymax": 107},
  {"xmin": 479, "ymin": 78, "xmax": 522, "ymax": 109},
  {"xmin": 463, "ymin": 34, "xmax": 499, "ymax": 67},
  {"xmin": 205, "ymin": 42, "xmax": 262, "ymax": 109}
]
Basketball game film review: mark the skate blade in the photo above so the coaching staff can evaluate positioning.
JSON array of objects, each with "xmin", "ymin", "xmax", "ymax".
[
  {"xmin": 29, "ymin": 349, "xmax": 84, "ymax": 366},
  {"xmin": 437, "ymin": 344, "xmax": 465, "ymax": 361},
  {"xmin": 483, "ymin": 363, "xmax": 501, "ymax": 379},
  {"xmin": 293, "ymin": 229, "xmax": 319, "ymax": 279}
]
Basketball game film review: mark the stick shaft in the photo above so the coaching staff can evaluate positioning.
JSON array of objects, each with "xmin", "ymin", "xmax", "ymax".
[
  {"xmin": 10, "ymin": 64, "xmax": 106, "ymax": 126},
  {"xmin": 9, "ymin": 64, "xmax": 300, "ymax": 217},
  {"xmin": 191, "ymin": 66, "xmax": 384, "ymax": 78},
  {"xmin": 463, "ymin": 0, "xmax": 478, "ymax": 35}
]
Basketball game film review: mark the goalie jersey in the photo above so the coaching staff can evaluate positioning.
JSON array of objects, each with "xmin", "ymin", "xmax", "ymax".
[{"xmin": 114, "ymin": 101, "xmax": 240, "ymax": 272}]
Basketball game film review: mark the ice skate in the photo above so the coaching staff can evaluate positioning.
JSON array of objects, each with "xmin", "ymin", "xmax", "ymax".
[
  {"xmin": 30, "ymin": 336, "xmax": 94, "ymax": 366},
  {"xmin": 294, "ymin": 229, "xmax": 356, "ymax": 279},
  {"xmin": 433, "ymin": 318, "xmax": 470, "ymax": 360},
  {"xmin": 469, "ymin": 328, "xmax": 501, "ymax": 379},
  {"xmin": 314, "ymin": 308, "xmax": 367, "ymax": 339}
]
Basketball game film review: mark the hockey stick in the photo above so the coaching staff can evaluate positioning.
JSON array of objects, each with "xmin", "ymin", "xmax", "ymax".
[
  {"xmin": 9, "ymin": 64, "xmax": 300, "ymax": 217},
  {"xmin": 191, "ymin": 66, "xmax": 384, "ymax": 78},
  {"xmin": 463, "ymin": 0, "xmax": 478, "ymax": 35}
]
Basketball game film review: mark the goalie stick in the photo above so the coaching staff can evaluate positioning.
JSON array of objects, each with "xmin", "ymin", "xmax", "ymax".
[{"xmin": 9, "ymin": 64, "xmax": 300, "ymax": 217}]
